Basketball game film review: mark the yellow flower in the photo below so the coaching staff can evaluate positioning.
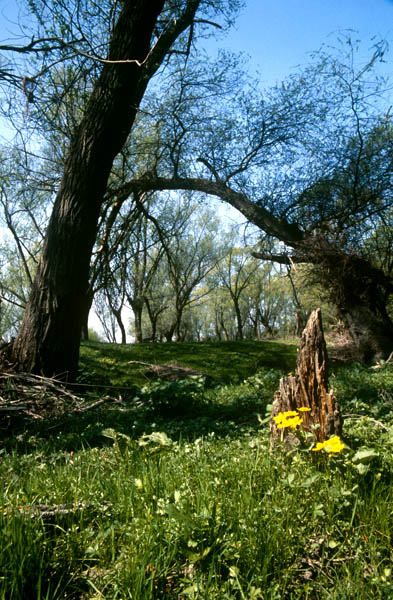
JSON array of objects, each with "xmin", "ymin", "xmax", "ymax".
[
  {"xmin": 326, "ymin": 436, "xmax": 345, "ymax": 453},
  {"xmin": 285, "ymin": 416, "xmax": 303, "ymax": 429},
  {"xmin": 274, "ymin": 411, "xmax": 303, "ymax": 429},
  {"xmin": 297, "ymin": 406, "xmax": 311, "ymax": 412},
  {"xmin": 273, "ymin": 413, "xmax": 285, "ymax": 425},
  {"xmin": 312, "ymin": 435, "xmax": 344, "ymax": 453},
  {"xmin": 312, "ymin": 441, "xmax": 325, "ymax": 451}
]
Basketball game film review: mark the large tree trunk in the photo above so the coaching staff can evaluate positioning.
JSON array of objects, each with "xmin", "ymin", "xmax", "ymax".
[
  {"xmin": 318, "ymin": 249, "xmax": 393, "ymax": 363},
  {"xmin": 339, "ymin": 303, "xmax": 393, "ymax": 363},
  {"xmin": 9, "ymin": 1, "xmax": 203, "ymax": 379},
  {"xmin": 255, "ymin": 245, "xmax": 393, "ymax": 362},
  {"xmin": 10, "ymin": 1, "xmax": 166, "ymax": 379}
]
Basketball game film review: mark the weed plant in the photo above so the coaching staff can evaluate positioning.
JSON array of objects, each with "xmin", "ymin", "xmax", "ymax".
[{"xmin": 0, "ymin": 342, "xmax": 393, "ymax": 598}]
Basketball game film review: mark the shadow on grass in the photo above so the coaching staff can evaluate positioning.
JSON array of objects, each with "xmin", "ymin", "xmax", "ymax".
[
  {"xmin": 2, "ymin": 339, "xmax": 297, "ymax": 455},
  {"xmin": 1, "ymin": 387, "xmax": 272, "ymax": 455}
]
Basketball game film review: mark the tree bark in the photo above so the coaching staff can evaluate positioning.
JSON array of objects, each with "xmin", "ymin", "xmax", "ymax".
[
  {"xmin": 144, "ymin": 296, "xmax": 167, "ymax": 343},
  {"xmin": 11, "ymin": 1, "xmax": 166, "ymax": 377},
  {"xmin": 323, "ymin": 252, "xmax": 393, "ymax": 363},
  {"xmin": 131, "ymin": 299, "xmax": 144, "ymax": 344},
  {"xmin": 340, "ymin": 303, "xmax": 393, "ymax": 363},
  {"xmin": 232, "ymin": 296, "xmax": 244, "ymax": 340},
  {"xmin": 271, "ymin": 308, "xmax": 342, "ymax": 446},
  {"xmin": 9, "ymin": 1, "xmax": 201, "ymax": 379},
  {"xmin": 294, "ymin": 310, "xmax": 309, "ymax": 337},
  {"xmin": 110, "ymin": 306, "xmax": 127, "ymax": 345}
]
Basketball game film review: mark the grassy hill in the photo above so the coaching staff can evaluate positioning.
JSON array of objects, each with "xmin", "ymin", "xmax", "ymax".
[
  {"xmin": 79, "ymin": 339, "xmax": 298, "ymax": 387},
  {"xmin": 1, "ymin": 340, "xmax": 393, "ymax": 599}
]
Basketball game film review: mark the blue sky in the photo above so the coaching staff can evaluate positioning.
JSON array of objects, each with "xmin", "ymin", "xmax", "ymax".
[
  {"xmin": 220, "ymin": 0, "xmax": 393, "ymax": 85},
  {"xmin": 1, "ymin": 0, "xmax": 393, "ymax": 85}
]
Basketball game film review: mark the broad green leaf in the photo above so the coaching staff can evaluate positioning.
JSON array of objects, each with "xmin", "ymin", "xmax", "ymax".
[{"xmin": 352, "ymin": 448, "xmax": 379, "ymax": 464}]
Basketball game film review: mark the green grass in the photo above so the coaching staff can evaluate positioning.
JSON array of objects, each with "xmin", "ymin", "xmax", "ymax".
[
  {"xmin": 78, "ymin": 339, "xmax": 298, "ymax": 388},
  {"xmin": 1, "ymin": 341, "xmax": 393, "ymax": 599}
]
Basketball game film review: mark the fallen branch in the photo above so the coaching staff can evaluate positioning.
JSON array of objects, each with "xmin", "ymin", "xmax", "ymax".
[
  {"xmin": 370, "ymin": 350, "xmax": 393, "ymax": 369},
  {"xmin": 129, "ymin": 360, "xmax": 207, "ymax": 381},
  {"xmin": 0, "ymin": 371, "xmax": 120, "ymax": 425}
]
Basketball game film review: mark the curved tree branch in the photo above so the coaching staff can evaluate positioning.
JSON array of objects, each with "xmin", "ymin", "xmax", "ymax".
[{"xmin": 109, "ymin": 174, "xmax": 306, "ymax": 247}]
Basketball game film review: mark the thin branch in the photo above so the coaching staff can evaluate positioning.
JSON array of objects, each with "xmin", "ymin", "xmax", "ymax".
[
  {"xmin": 0, "ymin": 36, "xmax": 85, "ymax": 54},
  {"xmin": 251, "ymin": 251, "xmax": 304, "ymax": 265}
]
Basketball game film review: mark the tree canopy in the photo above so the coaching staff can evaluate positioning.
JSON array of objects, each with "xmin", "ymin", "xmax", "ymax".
[{"xmin": 1, "ymin": 2, "xmax": 393, "ymax": 371}]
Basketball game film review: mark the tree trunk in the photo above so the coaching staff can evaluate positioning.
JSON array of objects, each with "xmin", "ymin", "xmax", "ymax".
[
  {"xmin": 81, "ymin": 290, "xmax": 94, "ymax": 341},
  {"xmin": 144, "ymin": 296, "xmax": 163, "ymax": 343},
  {"xmin": 341, "ymin": 303, "xmax": 393, "ymax": 363},
  {"xmin": 260, "ymin": 313, "xmax": 275, "ymax": 338},
  {"xmin": 110, "ymin": 307, "xmax": 127, "ymax": 345},
  {"xmin": 164, "ymin": 323, "xmax": 176, "ymax": 343},
  {"xmin": 256, "ymin": 246, "xmax": 393, "ymax": 362},
  {"xmin": 294, "ymin": 310, "xmax": 309, "ymax": 337},
  {"xmin": 271, "ymin": 308, "xmax": 342, "ymax": 446},
  {"xmin": 132, "ymin": 301, "xmax": 144, "ymax": 344},
  {"xmin": 233, "ymin": 298, "xmax": 244, "ymax": 340},
  {"xmin": 172, "ymin": 304, "xmax": 185, "ymax": 342},
  {"xmin": 217, "ymin": 308, "xmax": 230, "ymax": 340},
  {"xmin": 10, "ymin": 1, "xmax": 166, "ymax": 379},
  {"xmin": 321, "ymin": 250, "xmax": 393, "ymax": 363}
]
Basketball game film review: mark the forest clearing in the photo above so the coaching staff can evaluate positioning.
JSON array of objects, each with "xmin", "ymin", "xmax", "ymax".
[
  {"xmin": 1, "ymin": 0, "xmax": 393, "ymax": 597},
  {"xmin": 1, "ymin": 337, "xmax": 393, "ymax": 599}
]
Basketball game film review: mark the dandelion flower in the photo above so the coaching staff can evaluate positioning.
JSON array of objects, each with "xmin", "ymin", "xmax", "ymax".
[
  {"xmin": 273, "ymin": 413, "xmax": 286, "ymax": 425},
  {"xmin": 298, "ymin": 406, "xmax": 311, "ymax": 412},
  {"xmin": 286, "ymin": 416, "xmax": 303, "ymax": 429},
  {"xmin": 312, "ymin": 435, "xmax": 344, "ymax": 453},
  {"xmin": 274, "ymin": 412, "xmax": 303, "ymax": 429}
]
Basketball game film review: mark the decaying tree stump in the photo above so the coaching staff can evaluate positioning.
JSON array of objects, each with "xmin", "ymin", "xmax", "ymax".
[{"xmin": 271, "ymin": 308, "xmax": 342, "ymax": 446}]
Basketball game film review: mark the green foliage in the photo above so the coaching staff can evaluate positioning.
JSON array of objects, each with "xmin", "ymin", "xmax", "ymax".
[
  {"xmin": 87, "ymin": 328, "xmax": 104, "ymax": 342},
  {"xmin": 135, "ymin": 376, "xmax": 208, "ymax": 416},
  {"xmin": 1, "ymin": 345, "xmax": 393, "ymax": 598}
]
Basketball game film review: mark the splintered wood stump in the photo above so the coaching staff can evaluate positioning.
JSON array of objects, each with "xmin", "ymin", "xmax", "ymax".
[{"xmin": 271, "ymin": 308, "xmax": 342, "ymax": 446}]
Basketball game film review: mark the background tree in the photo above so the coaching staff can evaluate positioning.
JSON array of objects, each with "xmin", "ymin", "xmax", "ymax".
[
  {"xmin": 214, "ymin": 235, "xmax": 260, "ymax": 340},
  {"xmin": 146, "ymin": 202, "xmax": 223, "ymax": 342},
  {"xmin": 0, "ymin": 0, "xmax": 241, "ymax": 378},
  {"xmin": 96, "ymin": 192, "xmax": 164, "ymax": 343},
  {"xmin": 242, "ymin": 262, "xmax": 295, "ymax": 339},
  {"xmin": 119, "ymin": 38, "xmax": 393, "ymax": 362}
]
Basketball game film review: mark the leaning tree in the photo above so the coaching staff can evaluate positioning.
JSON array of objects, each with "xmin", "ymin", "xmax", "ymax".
[
  {"xmin": 111, "ymin": 39, "xmax": 393, "ymax": 362},
  {"xmin": 0, "ymin": 0, "xmax": 241, "ymax": 378}
]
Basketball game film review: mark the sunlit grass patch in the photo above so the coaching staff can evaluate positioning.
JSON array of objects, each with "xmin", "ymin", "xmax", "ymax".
[{"xmin": 79, "ymin": 339, "xmax": 297, "ymax": 387}]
